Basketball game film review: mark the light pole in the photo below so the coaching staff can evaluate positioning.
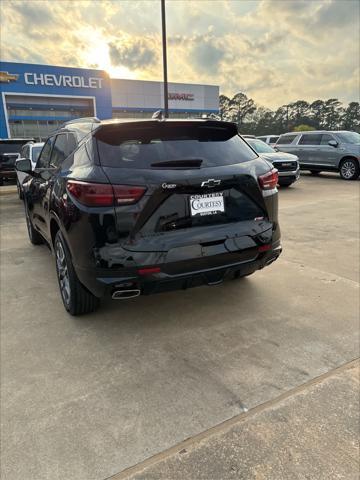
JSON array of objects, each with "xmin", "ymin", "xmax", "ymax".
[{"xmin": 161, "ymin": 0, "xmax": 169, "ymax": 118}]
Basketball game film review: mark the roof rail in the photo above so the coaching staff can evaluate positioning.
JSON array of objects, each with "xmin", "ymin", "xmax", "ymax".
[
  {"xmin": 195, "ymin": 113, "xmax": 222, "ymax": 121},
  {"xmin": 61, "ymin": 117, "xmax": 101, "ymax": 128},
  {"xmin": 152, "ymin": 110, "xmax": 164, "ymax": 120}
]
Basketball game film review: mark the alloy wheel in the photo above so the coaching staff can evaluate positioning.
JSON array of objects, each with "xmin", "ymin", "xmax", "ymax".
[
  {"xmin": 25, "ymin": 206, "xmax": 33, "ymax": 240},
  {"xmin": 341, "ymin": 161, "xmax": 356, "ymax": 179},
  {"xmin": 55, "ymin": 240, "xmax": 71, "ymax": 306}
]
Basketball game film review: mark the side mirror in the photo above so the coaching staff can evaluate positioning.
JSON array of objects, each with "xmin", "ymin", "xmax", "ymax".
[
  {"xmin": 328, "ymin": 140, "xmax": 338, "ymax": 148},
  {"xmin": 15, "ymin": 158, "xmax": 32, "ymax": 173}
]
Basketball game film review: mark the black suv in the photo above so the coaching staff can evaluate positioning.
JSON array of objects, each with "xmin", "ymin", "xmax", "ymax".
[
  {"xmin": 17, "ymin": 117, "xmax": 282, "ymax": 315},
  {"xmin": 0, "ymin": 138, "xmax": 34, "ymax": 185}
]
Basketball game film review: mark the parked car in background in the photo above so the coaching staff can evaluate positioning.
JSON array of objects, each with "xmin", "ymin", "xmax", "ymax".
[
  {"xmin": 15, "ymin": 141, "xmax": 44, "ymax": 199},
  {"xmin": 244, "ymin": 136, "xmax": 300, "ymax": 187},
  {"xmin": 17, "ymin": 117, "xmax": 282, "ymax": 315},
  {"xmin": 275, "ymin": 131, "xmax": 360, "ymax": 180},
  {"xmin": 257, "ymin": 135, "xmax": 280, "ymax": 146},
  {"xmin": 0, "ymin": 138, "xmax": 34, "ymax": 185}
]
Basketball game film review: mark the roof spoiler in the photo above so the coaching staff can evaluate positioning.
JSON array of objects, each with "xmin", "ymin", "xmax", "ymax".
[{"xmin": 60, "ymin": 117, "xmax": 101, "ymax": 128}]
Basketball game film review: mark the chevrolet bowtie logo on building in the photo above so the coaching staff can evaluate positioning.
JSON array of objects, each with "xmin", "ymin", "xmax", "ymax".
[
  {"xmin": 201, "ymin": 179, "xmax": 221, "ymax": 188},
  {"xmin": 0, "ymin": 71, "xmax": 19, "ymax": 83}
]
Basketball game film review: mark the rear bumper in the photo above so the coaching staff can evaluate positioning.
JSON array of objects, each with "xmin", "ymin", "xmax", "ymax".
[{"xmin": 75, "ymin": 244, "xmax": 282, "ymax": 298}]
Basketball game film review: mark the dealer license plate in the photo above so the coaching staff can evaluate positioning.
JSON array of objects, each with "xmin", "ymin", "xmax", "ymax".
[{"xmin": 190, "ymin": 193, "xmax": 225, "ymax": 217}]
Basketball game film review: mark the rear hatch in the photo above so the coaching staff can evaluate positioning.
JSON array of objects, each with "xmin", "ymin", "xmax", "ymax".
[
  {"xmin": 0, "ymin": 153, "xmax": 19, "ymax": 172},
  {"xmin": 95, "ymin": 121, "xmax": 274, "ymax": 269}
]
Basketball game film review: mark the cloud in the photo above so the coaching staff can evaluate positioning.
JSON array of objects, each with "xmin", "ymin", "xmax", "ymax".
[
  {"xmin": 15, "ymin": 1, "xmax": 56, "ymax": 26},
  {"xmin": 191, "ymin": 39, "xmax": 225, "ymax": 74},
  {"xmin": 0, "ymin": 0, "xmax": 359, "ymax": 108},
  {"xmin": 108, "ymin": 39, "xmax": 157, "ymax": 70}
]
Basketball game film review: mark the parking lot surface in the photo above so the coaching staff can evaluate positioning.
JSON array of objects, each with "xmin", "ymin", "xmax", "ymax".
[{"xmin": 1, "ymin": 173, "xmax": 359, "ymax": 480}]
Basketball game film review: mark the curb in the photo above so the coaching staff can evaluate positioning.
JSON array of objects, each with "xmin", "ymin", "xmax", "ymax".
[{"xmin": 108, "ymin": 358, "xmax": 360, "ymax": 480}]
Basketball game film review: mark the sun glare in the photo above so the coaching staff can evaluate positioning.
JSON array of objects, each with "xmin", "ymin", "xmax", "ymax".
[{"xmin": 80, "ymin": 29, "xmax": 134, "ymax": 79}]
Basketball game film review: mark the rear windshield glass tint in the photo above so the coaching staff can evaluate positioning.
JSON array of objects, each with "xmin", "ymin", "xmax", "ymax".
[
  {"xmin": 96, "ymin": 123, "xmax": 258, "ymax": 169},
  {"xmin": 277, "ymin": 135, "xmax": 297, "ymax": 145},
  {"xmin": 0, "ymin": 142, "xmax": 27, "ymax": 154}
]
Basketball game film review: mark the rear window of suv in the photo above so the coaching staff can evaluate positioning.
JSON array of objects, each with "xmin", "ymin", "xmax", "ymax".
[
  {"xmin": 96, "ymin": 122, "xmax": 258, "ymax": 169},
  {"xmin": 276, "ymin": 135, "xmax": 297, "ymax": 145}
]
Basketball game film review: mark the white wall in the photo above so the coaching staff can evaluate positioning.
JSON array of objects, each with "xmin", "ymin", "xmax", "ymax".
[{"xmin": 110, "ymin": 79, "xmax": 219, "ymax": 111}]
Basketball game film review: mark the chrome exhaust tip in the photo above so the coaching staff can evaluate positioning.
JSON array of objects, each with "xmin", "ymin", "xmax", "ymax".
[{"xmin": 112, "ymin": 289, "xmax": 141, "ymax": 300}]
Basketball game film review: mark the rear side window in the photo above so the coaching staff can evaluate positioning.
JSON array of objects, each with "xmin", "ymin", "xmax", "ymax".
[
  {"xmin": 37, "ymin": 137, "xmax": 55, "ymax": 168},
  {"xmin": 298, "ymin": 134, "xmax": 322, "ymax": 145},
  {"xmin": 31, "ymin": 146, "xmax": 43, "ymax": 164},
  {"xmin": 269, "ymin": 136, "xmax": 279, "ymax": 143},
  {"xmin": 67, "ymin": 133, "xmax": 78, "ymax": 155},
  {"xmin": 277, "ymin": 135, "xmax": 297, "ymax": 145},
  {"xmin": 320, "ymin": 134, "xmax": 334, "ymax": 145},
  {"xmin": 50, "ymin": 133, "xmax": 78, "ymax": 168},
  {"xmin": 50, "ymin": 134, "xmax": 68, "ymax": 168},
  {"xmin": 96, "ymin": 123, "xmax": 258, "ymax": 169}
]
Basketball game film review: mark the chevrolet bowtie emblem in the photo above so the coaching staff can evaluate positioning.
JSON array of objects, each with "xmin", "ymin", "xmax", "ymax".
[
  {"xmin": 201, "ymin": 179, "xmax": 221, "ymax": 188},
  {"xmin": 0, "ymin": 71, "xmax": 19, "ymax": 83}
]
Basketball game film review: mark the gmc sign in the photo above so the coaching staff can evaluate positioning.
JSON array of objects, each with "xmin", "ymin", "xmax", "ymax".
[{"xmin": 168, "ymin": 93, "xmax": 194, "ymax": 101}]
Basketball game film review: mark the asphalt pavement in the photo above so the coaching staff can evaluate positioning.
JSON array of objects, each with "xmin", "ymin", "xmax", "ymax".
[{"xmin": 1, "ymin": 173, "xmax": 359, "ymax": 480}]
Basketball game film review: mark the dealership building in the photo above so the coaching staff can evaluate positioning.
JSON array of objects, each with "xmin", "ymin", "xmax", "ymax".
[{"xmin": 0, "ymin": 61, "xmax": 219, "ymax": 139}]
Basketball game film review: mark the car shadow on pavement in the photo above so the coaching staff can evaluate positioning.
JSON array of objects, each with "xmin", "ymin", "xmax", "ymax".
[{"xmin": 75, "ymin": 276, "xmax": 260, "ymax": 332}]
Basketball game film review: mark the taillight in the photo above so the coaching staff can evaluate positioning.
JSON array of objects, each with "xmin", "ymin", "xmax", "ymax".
[
  {"xmin": 67, "ymin": 180, "xmax": 114, "ymax": 206},
  {"xmin": 258, "ymin": 244, "xmax": 272, "ymax": 252},
  {"xmin": 138, "ymin": 267, "xmax": 161, "ymax": 276},
  {"xmin": 67, "ymin": 180, "xmax": 146, "ymax": 207},
  {"xmin": 258, "ymin": 169, "xmax": 278, "ymax": 190},
  {"xmin": 112, "ymin": 185, "xmax": 146, "ymax": 205}
]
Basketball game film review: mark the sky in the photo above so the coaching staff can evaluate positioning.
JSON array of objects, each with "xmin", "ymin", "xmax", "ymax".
[{"xmin": 1, "ymin": 0, "xmax": 359, "ymax": 109}]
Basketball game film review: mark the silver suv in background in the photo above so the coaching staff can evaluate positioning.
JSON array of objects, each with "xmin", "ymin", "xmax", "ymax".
[
  {"xmin": 257, "ymin": 135, "xmax": 280, "ymax": 146},
  {"xmin": 244, "ymin": 136, "xmax": 300, "ymax": 187},
  {"xmin": 275, "ymin": 130, "xmax": 360, "ymax": 180}
]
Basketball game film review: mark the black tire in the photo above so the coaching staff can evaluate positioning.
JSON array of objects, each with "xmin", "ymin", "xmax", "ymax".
[
  {"xmin": 310, "ymin": 170, "xmax": 321, "ymax": 175},
  {"xmin": 17, "ymin": 179, "xmax": 24, "ymax": 200},
  {"xmin": 54, "ymin": 231, "xmax": 100, "ymax": 315},
  {"xmin": 279, "ymin": 181, "xmax": 293, "ymax": 188},
  {"xmin": 339, "ymin": 159, "xmax": 360, "ymax": 180},
  {"xmin": 25, "ymin": 202, "xmax": 43, "ymax": 245}
]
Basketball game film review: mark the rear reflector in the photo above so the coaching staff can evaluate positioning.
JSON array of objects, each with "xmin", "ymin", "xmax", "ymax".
[
  {"xmin": 138, "ymin": 267, "xmax": 161, "ymax": 276},
  {"xmin": 258, "ymin": 169, "xmax": 278, "ymax": 190},
  {"xmin": 258, "ymin": 244, "xmax": 272, "ymax": 252},
  {"xmin": 67, "ymin": 180, "xmax": 146, "ymax": 207}
]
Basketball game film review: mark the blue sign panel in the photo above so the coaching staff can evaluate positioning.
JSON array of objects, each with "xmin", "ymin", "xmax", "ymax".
[{"xmin": 0, "ymin": 61, "xmax": 113, "ymax": 137}]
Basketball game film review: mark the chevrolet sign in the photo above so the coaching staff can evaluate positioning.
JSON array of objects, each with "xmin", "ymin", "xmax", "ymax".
[
  {"xmin": 24, "ymin": 72, "xmax": 103, "ymax": 89},
  {"xmin": 0, "ymin": 71, "xmax": 19, "ymax": 83}
]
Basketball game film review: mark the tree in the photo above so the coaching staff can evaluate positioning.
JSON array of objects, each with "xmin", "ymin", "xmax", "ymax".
[
  {"xmin": 293, "ymin": 124, "xmax": 314, "ymax": 132},
  {"xmin": 322, "ymin": 98, "xmax": 343, "ymax": 130},
  {"xmin": 228, "ymin": 93, "xmax": 256, "ymax": 128},
  {"xmin": 219, "ymin": 94, "xmax": 231, "ymax": 121},
  {"xmin": 309, "ymin": 100, "xmax": 325, "ymax": 129},
  {"xmin": 216, "ymin": 94, "xmax": 358, "ymax": 135},
  {"xmin": 341, "ymin": 102, "xmax": 360, "ymax": 132}
]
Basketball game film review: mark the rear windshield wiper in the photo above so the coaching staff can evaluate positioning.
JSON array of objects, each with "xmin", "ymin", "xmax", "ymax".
[{"xmin": 151, "ymin": 159, "xmax": 203, "ymax": 169}]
